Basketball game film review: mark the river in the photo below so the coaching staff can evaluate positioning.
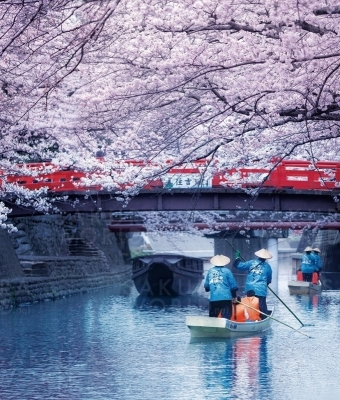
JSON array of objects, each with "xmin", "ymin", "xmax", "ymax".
[{"xmin": 0, "ymin": 264, "xmax": 338, "ymax": 400}]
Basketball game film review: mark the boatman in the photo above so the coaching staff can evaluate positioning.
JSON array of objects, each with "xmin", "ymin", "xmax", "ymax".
[
  {"xmin": 233, "ymin": 248, "xmax": 272, "ymax": 320},
  {"xmin": 312, "ymin": 247, "xmax": 322, "ymax": 278},
  {"xmin": 204, "ymin": 254, "xmax": 238, "ymax": 319},
  {"xmin": 301, "ymin": 246, "xmax": 317, "ymax": 282}
]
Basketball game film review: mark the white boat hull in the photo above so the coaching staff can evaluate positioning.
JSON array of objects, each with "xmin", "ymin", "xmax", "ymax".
[
  {"xmin": 186, "ymin": 308, "xmax": 274, "ymax": 338},
  {"xmin": 288, "ymin": 280, "xmax": 321, "ymax": 295}
]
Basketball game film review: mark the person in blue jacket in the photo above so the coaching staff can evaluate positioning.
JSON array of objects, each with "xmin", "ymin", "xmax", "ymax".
[
  {"xmin": 204, "ymin": 254, "xmax": 238, "ymax": 319},
  {"xmin": 233, "ymin": 248, "xmax": 272, "ymax": 319},
  {"xmin": 312, "ymin": 247, "xmax": 322, "ymax": 278},
  {"xmin": 301, "ymin": 246, "xmax": 317, "ymax": 282}
]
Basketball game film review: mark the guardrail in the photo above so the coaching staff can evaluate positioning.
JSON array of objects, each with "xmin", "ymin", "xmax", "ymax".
[{"xmin": 1, "ymin": 159, "xmax": 340, "ymax": 192}]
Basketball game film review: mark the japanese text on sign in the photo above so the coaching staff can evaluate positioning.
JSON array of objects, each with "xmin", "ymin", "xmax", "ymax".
[{"xmin": 163, "ymin": 174, "xmax": 212, "ymax": 188}]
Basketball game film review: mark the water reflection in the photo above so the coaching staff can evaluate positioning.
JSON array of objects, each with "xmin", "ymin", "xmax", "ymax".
[
  {"xmin": 294, "ymin": 294, "xmax": 321, "ymax": 310},
  {"xmin": 191, "ymin": 335, "xmax": 272, "ymax": 399},
  {"xmin": 2, "ymin": 283, "xmax": 340, "ymax": 399},
  {"xmin": 134, "ymin": 294, "xmax": 209, "ymax": 310}
]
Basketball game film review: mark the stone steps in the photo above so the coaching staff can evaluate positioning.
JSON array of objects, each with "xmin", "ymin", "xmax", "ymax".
[
  {"xmin": 63, "ymin": 221, "xmax": 104, "ymax": 258},
  {"xmin": 67, "ymin": 238, "xmax": 103, "ymax": 257}
]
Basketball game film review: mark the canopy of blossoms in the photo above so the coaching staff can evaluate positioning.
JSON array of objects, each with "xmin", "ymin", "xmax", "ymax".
[{"xmin": 1, "ymin": 0, "xmax": 340, "ymax": 227}]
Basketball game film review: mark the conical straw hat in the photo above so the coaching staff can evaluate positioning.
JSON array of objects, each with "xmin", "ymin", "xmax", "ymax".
[
  {"xmin": 210, "ymin": 254, "xmax": 230, "ymax": 266},
  {"xmin": 254, "ymin": 248, "xmax": 272, "ymax": 259},
  {"xmin": 312, "ymin": 247, "xmax": 321, "ymax": 253},
  {"xmin": 304, "ymin": 246, "xmax": 313, "ymax": 252}
]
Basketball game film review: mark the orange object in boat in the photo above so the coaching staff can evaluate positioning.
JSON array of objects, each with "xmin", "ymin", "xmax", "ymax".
[
  {"xmin": 297, "ymin": 270, "xmax": 303, "ymax": 281},
  {"xmin": 312, "ymin": 272, "xmax": 319, "ymax": 284},
  {"xmin": 242, "ymin": 296, "xmax": 261, "ymax": 321},
  {"xmin": 231, "ymin": 303, "xmax": 246, "ymax": 322}
]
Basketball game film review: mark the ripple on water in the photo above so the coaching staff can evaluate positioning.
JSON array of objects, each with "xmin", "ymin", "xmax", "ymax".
[{"xmin": 0, "ymin": 282, "xmax": 339, "ymax": 399}]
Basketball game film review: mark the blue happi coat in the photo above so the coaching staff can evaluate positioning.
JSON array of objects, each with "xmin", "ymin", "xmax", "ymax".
[
  {"xmin": 313, "ymin": 253, "xmax": 322, "ymax": 272},
  {"xmin": 204, "ymin": 267, "xmax": 238, "ymax": 301},
  {"xmin": 301, "ymin": 253, "xmax": 317, "ymax": 273},
  {"xmin": 234, "ymin": 258, "xmax": 272, "ymax": 297}
]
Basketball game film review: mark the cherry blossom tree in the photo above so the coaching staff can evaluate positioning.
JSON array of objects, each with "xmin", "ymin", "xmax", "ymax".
[{"xmin": 1, "ymin": 0, "xmax": 340, "ymax": 224}]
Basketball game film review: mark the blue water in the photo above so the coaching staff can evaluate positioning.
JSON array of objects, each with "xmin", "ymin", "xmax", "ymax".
[{"xmin": 0, "ymin": 271, "xmax": 339, "ymax": 400}]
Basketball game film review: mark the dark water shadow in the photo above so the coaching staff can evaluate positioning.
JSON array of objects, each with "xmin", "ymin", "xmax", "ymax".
[{"xmin": 134, "ymin": 293, "xmax": 209, "ymax": 310}]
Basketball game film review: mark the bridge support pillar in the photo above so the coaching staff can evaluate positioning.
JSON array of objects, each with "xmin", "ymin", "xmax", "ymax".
[{"xmin": 268, "ymin": 237, "xmax": 278, "ymax": 292}]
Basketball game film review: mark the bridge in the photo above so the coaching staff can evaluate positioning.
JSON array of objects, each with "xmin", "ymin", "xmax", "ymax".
[
  {"xmin": 2, "ymin": 159, "xmax": 340, "ymax": 218},
  {"xmin": 3, "ymin": 186, "xmax": 340, "ymax": 217},
  {"xmin": 3, "ymin": 158, "xmax": 340, "ymax": 290}
]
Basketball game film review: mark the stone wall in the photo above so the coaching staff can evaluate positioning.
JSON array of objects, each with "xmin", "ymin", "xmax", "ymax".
[
  {"xmin": 10, "ymin": 213, "xmax": 124, "ymax": 258},
  {"xmin": 0, "ymin": 228, "xmax": 25, "ymax": 279},
  {"xmin": 9, "ymin": 213, "xmax": 126, "ymax": 268},
  {"xmin": 0, "ymin": 213, "xmax": 131, "ymax": 308},
  {"xmin": 0, "ymin": 272, "xmax": 132, "ymax": 309}
]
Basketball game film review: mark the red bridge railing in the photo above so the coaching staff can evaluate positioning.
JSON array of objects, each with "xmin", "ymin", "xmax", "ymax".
[{"xmin": 1, "ymin": 159, "xmax": 340, "ymax": 192}]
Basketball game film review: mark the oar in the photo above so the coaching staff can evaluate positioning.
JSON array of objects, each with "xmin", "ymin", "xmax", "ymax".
[
  {"xmin": 236, "ymin": 300, "xmax": 312, "ymax": 338},
  {"xmin": 267, "ymin": 285, "xmax": 305, "ymax": 327},
  {"xmin": 225, "ymin": 238, "xmax": 306, "ymax": 327}
]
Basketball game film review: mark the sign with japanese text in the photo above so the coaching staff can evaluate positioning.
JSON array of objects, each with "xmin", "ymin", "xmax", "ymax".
[{"xmin": 163, "ymin": 174, "xmax": 212, "ymax": 188}]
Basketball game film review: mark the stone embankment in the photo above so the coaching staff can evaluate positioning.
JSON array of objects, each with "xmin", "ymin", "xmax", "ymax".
[
  {"xmin": 0, "ymin": 271, "xmax": 130, "ymax": 309},
  {"xmin": 0, "ymin": 213, "xmax": 132, "ymax": 309}
]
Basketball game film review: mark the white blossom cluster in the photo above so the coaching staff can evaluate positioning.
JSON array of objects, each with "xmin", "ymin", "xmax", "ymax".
[{"xmin": 0, "ymin": 0, "xmax": 340, "ymax": 222}]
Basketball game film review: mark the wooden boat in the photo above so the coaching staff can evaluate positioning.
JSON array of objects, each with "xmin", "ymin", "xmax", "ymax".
[
  {"xmin": 131, "ymin": 253, "xmax": 204, "ymax": 296},
  {"xmin": 288, "ymin": 280, "xmax": 322, "ymax": 295},
  {"xmin": 186, "ymin": 307, "xmax": 274, "ymax": 339}
]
